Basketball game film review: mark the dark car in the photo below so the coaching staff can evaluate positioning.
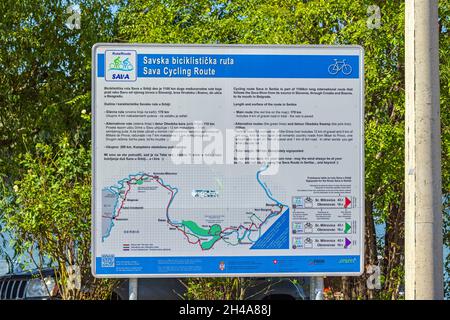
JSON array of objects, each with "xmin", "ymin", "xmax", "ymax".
[
  {"xmin": 0, "ymin": 268, "xmax": 56, "ymax": 300},
  {"xmin": 0, "ymin": 268, "xmax": 310, "ymax": 300}
]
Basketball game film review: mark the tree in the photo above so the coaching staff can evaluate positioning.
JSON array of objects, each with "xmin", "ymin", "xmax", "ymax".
[
  {"xmin": 0, "ymin": 0, "xmax": 119, "ymax": 179},
  {"xmin": 1, "ymin": 129, "xmax": 118, "ymax": 299},
  {"xmin": 0, "ymin": 0, "xmax": 123, "ymax": 299},
  {"xmin": 1, "ymin": 0, "xmax": 447, "ymax": 299},
  {"xmin": 116, "ymin": 0, "xmax": 449, "ymax": 299}
]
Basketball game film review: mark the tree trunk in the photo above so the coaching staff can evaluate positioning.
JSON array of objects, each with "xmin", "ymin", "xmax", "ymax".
[
  {"xmin": 383, "ymin": 191, "xmax": 405, "ymax": 299},
  {"xmin": 365, "ymin": 200, "xmax": 378, "ymax": 299}
]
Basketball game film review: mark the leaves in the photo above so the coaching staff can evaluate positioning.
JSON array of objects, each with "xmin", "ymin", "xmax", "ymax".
[
  {"xmin": 116, "ymin": 0, "xmax": 449, "ymax": 299},
  {"xmin": 0, "ymin": 0, "xmax": 121, "ymax": 299},
  {"xmin": 0, "ymin": 0, "xmax": 448, "ymax": 299},
  {"xmin": 0, "ymin": 0, "xmax": 121, "ymax": 183}
]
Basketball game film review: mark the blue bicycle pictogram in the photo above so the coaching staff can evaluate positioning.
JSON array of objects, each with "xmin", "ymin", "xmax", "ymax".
[{"xmin": 328, "ymin": 59, "xmax": 352, "ymax": 75}]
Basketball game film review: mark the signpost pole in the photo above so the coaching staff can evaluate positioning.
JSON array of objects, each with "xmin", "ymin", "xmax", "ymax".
[
  {"xmin": 405, "ymin": 0, "xmax": 443, "ymax": 300},
  {"xmin": 310, "ymin": 276, "xmax": 324, "ymax": 300},
  {"xmin": 129, "ymin": 278, "xmax": 138, "ymax": 300}
]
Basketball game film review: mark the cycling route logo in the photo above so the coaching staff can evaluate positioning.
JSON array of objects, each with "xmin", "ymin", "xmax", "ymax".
[
  {"xmin": 105, "ymin": 50, "xmax": 137, "ymax": 81},
  {"xmin": 108, "ymin": 56, "xmax": 134, "ymax": 72},
  {"xmin": 328, "ymin": 59, "xmax": 352, "ymax": 75}
]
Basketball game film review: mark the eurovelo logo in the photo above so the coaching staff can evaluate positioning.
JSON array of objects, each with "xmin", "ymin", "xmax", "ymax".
[
  {"xmin": 105, "ymin": 50, "xmax": 136, "ymax": 81},
  {"xmin": 338, "ymin": 257, "xmax": 357, "ymax": 264}
]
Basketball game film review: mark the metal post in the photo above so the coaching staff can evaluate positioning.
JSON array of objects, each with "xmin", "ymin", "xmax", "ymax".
[
  {"xmin": 129, "ymin": 278, "xmax": 138, "ymax": 300},
  {"xmin": 309, "ymin": 277, "xmax": 324, "ymax": 300},
  {"xmin": 405, "ymin": 0, "xmax": 443, "ymax": 300}
]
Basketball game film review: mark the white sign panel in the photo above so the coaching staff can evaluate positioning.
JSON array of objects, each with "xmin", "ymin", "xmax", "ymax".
[{"xmin": 92, "ymin": 44, "xmax": 364, "ymax": 277}]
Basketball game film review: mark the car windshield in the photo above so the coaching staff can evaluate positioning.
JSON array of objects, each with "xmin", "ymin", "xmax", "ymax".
[
  {"xmin": 0, "ymin": 225, "xmax": 19, "ymax": 275},
  {"xmin": 1, "ymin": 226, "xmax": 56, "ymax": 275},
  {"xmin": 0, "ymin": 259, "xmax": 9, "ymax": 276}
]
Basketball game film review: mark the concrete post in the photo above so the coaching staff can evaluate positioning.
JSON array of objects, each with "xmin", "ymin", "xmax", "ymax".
[
  {"xmin": 310, "ymin": 277, "xmax": 324, "ymax": 300},
  {"xmin": 405, "ymin": 0, "xmax": 443, "ymax": 300},
  {"xmin": 129, "ymin": 278, "xmax": 138, "ymax": 300}
]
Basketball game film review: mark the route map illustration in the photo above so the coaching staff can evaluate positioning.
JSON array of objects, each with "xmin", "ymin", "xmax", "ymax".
[{"xmin": 101, "ymin": 164, "xmax": 288, "ymax": 251}]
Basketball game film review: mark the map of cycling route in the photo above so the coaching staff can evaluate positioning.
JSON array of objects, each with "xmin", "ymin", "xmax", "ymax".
[{"xmin": 101, "ymin": 164, "xmax": 288, "ymax": 250}]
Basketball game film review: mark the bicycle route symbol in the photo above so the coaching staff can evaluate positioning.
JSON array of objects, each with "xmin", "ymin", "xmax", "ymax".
[
  {"xmin": 328, "ymin": 59, "xmax": 352, "ymax": 75},
  {"xmin": 108, "ymin": 56, "xmax": 133, "ymax": 72}
]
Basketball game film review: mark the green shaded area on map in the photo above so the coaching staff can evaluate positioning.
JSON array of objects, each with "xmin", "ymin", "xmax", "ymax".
[{"xmin": 182, "ymin": 220, "xmax": 222, "ymax": 250}]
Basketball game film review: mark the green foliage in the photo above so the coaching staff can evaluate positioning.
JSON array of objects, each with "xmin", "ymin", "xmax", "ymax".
[
  {"xmin": 116, "ymin": 0, "xmax": 449, "ymax": 299},
  {"xmin": 182, "ymin": 277, "xmax": 285, "ymax": 300},
  {"xmin": 0, "ymin": 0, "xmax": 120, "ymax": 181},
  {"xmin": 444, "ymin": 195, "xmax": 450, "ymax": 299},
  {"xmin": 0, "ymin": 0, "xmax": 122, "ymax": 299},
  {"xmin": 439, "ymin": 3, "xmax": 450, "ymax": 298},
  {"xmin": 365, "ymin": 121, "xmax": 404, "ymax": 220},
  {"xmin": 0, "ymin": 0, "xmax": 447, "ymax": 299},
  {"xmin": 183, "ymin": 278, "xmax": 250, "ymax": 300},
  {"xmin": 0, "ymin": 132, "xmax": 117, "ymax": 299}
]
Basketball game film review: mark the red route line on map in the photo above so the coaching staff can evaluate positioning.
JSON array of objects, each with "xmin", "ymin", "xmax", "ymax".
[
  {"xmin": 112, "ymin": 174, "xmax": 206, "ymax": 250},
  {"xmin": 112, "ymin": 173, "xmax": 284, "ymax": 251}
]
